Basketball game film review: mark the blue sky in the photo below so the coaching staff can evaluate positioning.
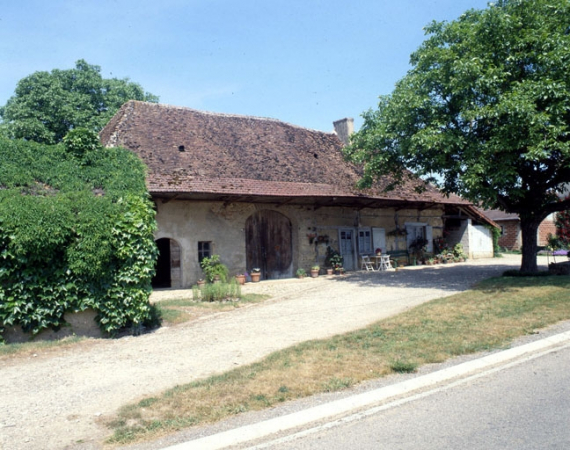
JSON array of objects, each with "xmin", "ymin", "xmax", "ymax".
[{"xmin": 1, "ymin": 0, "xmax": 490, "ymax": 132}]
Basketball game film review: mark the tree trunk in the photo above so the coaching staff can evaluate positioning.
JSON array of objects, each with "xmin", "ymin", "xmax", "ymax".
[{"xmin": 520, "ymin": 217, "xmax": 541, "ymax": 273}]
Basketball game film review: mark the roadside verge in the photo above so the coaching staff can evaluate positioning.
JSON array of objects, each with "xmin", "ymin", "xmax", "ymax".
[{"xmin": 165, "ymin": 329, "xmax": 570, "ymax": 450}]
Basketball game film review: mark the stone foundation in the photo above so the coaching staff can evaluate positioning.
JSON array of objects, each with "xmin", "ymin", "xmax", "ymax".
[{"xmin": 2, "ymin": 309, "xmax": 103, "ymax": 344}]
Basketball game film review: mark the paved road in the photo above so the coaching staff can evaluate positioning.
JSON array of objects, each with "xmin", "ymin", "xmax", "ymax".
[
  {"xmin": 0, "ymin": 256, "xmax": 533, "ymax": 450},
  {"xmin": 251, "ymin": 342, "xmax": 570, "ymax": 450}
]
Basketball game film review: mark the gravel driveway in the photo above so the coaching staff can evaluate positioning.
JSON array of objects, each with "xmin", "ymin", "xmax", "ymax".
[{"xmin": 0, "ymin": 255, "xmax": 530, "ymax": 450}]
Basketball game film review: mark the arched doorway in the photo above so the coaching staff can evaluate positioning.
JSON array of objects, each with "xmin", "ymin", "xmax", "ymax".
[
  {"xmin": 245, "ymin": 210, "xmax": 293, "ymax": 280},
  {"xmin": 152, "ymin": 238, "xmax": 181, "ymax": 288}
]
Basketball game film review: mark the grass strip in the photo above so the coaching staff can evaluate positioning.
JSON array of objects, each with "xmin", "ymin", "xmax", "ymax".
[
  {"xmin": 107, "ymin": 275, "xmax": 570, "ymax": 444},
  {"xmin": 155, "ymin": 293, "xmax": 269, "ymax": 325},
  {"xmin": 0, "ymin": 336, "xmax": 86, "ymax": 358}
]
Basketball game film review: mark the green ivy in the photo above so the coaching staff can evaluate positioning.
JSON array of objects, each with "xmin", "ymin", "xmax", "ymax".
[
  {"xmin": 0, "ymin": 133, "xmax": 158, "ymax": 342},
  {"xmin": 488, "ymin": 225, "xmax": 502, "ymax": 257}
]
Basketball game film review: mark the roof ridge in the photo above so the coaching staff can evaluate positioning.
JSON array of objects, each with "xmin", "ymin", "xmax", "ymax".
[{"xmin": 128, "ymin": 100, "xmax": 337, "ymax": 135}]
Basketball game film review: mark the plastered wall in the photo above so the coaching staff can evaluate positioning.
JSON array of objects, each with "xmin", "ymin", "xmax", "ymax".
[{"xmin": 154, "ymin": 199, "xmax": 445, "ymax": 287}]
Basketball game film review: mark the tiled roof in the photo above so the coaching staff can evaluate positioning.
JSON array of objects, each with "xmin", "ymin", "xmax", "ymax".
[
  {"xmin": 481, "ymin": 209, "xmax": 520, "ymax": 222},
  {"xmin": 100, "ymin": 101, "xmax": 471, "ymax": 207}
]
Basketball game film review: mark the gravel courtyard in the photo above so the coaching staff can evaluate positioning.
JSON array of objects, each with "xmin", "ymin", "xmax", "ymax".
[{"xmin": 0, "ymin": 255, "xmax": 531, "ymax": 450}]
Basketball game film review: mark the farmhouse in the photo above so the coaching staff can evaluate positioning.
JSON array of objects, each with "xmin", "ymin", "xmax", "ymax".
[{"xmin": 100, "ymin": 101, "xmax": 495, "ymax": 288}]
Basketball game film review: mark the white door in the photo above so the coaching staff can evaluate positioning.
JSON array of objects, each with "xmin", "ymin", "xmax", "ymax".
[
  {"xmin": 339, "ymin": 228, "xmax": 356, "ymax": 271},
  {"xmin": 470, "ymin": 225, "xmax": 493, "ymax": 258},
  {"xmin": 372, "ymin": 227, "xmax": 386, "ymax": 253}
]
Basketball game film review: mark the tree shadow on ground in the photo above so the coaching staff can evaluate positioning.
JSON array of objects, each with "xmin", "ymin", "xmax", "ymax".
[{"xmin": 328, "ymin": 259, "xmax": 548, "ymax": 293}]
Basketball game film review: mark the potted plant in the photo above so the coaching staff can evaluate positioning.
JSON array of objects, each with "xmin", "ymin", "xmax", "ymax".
[
  {"xmin": 326, "ymin": 267, "xmax": 334, "ymax": 275},
  {"xmin": 296, "ymin": 268, "xmax": 307, "ymax": 279},
  {"xmin": 325, "ymin": 247, "xmax": 344, "ymax": 274},
  {"xmin": 250, "ymin": 267, "xmax": 261, "ymax": 282},
  {"xmin": 453, "ymin": 243, "xmax": 467, "ymax": 262},
  {"xmin": 235, "ymin": 272, "xmax": 247, "ymax": 285},
  {"xmin": 200, "ymin": 255, "xmax": 229, "ymax": 284},
  {"xmin": 310, "ymin": 265, "xmax": 320, "ymax": 278},
  {"xmin": 196, "ymin": 278, "xmax": 206, "ymax": 287}
]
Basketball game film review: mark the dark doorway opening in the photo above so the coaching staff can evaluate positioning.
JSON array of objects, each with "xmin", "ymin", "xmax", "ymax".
[{"xmin": 152, "ymin": 238, "xmax": 181, "ymax": 288}]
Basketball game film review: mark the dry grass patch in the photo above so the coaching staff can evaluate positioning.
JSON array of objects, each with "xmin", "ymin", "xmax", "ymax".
[
  {"xmin": 107, "ymin": 275, "xmax": 570, "ymax": 445},
  {"xmin": 1, "ymin": 293, "xmax": 269, "ymax": 358},
  {"xmin": 155, "ymin": 293, "xmax": 269, "ymax": 326},
  {"xmin": 0, "ymin": 335, "xmax": 87, "ymax": 360}
]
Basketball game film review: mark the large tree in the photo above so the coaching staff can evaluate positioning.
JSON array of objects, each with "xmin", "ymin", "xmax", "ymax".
[
  {"xmin": 345, "ymin": 0, "xmax": 570, "ymax": 273},
  {"xmin": 0, "ymin": 60, "xmax": 158, "ymax": 144}
]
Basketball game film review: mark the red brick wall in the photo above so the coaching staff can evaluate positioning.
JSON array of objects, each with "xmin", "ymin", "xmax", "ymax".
[
  {"xmin": 538, "ymin": 215, "xmax": 557, "ymax": 246},
  {"xmin": 497, "ymin": 220, "xmax": 520, "ymax": 250}
]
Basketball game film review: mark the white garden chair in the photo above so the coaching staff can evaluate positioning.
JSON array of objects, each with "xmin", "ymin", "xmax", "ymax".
[
  {"xmin": 360, "ymin": 255, "xmax": 376, "ymax": 272},
  {"xmin": 378, "ymin": 255, "xmax": 392, "ymax": 271}
]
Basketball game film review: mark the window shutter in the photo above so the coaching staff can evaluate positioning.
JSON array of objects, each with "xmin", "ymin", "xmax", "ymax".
[{"xmin": 372, "ymin": 227, "xmax": 386, "ymax": 253}]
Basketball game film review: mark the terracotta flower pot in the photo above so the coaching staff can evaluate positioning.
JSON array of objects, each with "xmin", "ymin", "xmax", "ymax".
[
  {"xmin": 235, "ymin": 275, "xmax": 246, "ymax": 285},
  {"xmin": 251, "ymin": 272, "xmax": 261, "ymax": 282},
  {"xmin": 310, "ymin": 269, "xmax": 319, "ymax": 278}
]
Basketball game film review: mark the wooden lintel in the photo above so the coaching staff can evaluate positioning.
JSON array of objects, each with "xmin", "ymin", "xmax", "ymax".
[
  {"xmin": 443, "ymin": 214, "xmax": 470, "ymax": 219},
  {"xmin": 356, "ymin": 200, "xmax": 379, "ymax": 210},
  {"xmin": 416, "ymin": 203, "xmax": 434, "ymax": 211},
  {"xmin": 161, "ymin": 194, "xmax": 179, "ymax": 204},
  {"xmin": 275, "ymin": 198, "xmax": 295, "ymax": 208}
]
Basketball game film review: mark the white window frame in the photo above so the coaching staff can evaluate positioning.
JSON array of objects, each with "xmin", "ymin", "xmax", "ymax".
[{"xmin": 357, "ymin": 227, "xmax": 373, "ymax": 255}]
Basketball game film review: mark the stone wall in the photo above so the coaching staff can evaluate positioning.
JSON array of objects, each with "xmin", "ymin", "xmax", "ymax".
[
  {"xmin": 445, "ymin": 218, "xmax": 470, "ymax": 256},
  {"xmin": 154, "ymin": 200, "xmax": 445, "ymax": 287},
  {"xmin": 2, "ymin": 309, "xmax": 102, "ymax": 344}
]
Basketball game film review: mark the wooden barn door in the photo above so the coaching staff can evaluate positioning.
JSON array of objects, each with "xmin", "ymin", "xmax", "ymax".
[{"xmin": 246, "ymin": 210, "xmax": 292, "ymax": 280}]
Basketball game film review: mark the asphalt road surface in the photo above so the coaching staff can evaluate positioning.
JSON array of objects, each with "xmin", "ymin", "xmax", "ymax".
[{"xmin": 251, "ymin": 345, "xmax": 570, "ymax": 450}]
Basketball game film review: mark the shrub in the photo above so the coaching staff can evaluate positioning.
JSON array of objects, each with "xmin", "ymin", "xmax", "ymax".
[
  {"xmin": 489, "ymin": 225, "xmax": 501, "ymax": 256},
  {"xmin": 195, "ymin": 280, "xmax": 241, "ymax": 302},
  {"xmin": 200, "ymin": 255, "xmax": 229, "ymax": 284},
  {"xmin": 453, "ymin": 243, "xmax": 467, "ymax": 259}
]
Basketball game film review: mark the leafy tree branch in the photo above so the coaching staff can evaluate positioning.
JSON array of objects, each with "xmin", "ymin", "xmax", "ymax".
[{"xmin": 345, "ymin": 0, "xmax": 570, "ymax": 272}]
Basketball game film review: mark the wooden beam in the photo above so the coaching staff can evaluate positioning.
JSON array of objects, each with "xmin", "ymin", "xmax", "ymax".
[
  {"xmin": 161, "ymin": 194, "xmax": 179, "ymax": 204},
  {"xmin": 275, "ymin": 198, "xmax": 295, "ymax": 208}
]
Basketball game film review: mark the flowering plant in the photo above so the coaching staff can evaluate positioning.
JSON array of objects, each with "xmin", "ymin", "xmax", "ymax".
[{"xmin": 251, "ymin": 268, "xmax": 261, "ymax": 273}]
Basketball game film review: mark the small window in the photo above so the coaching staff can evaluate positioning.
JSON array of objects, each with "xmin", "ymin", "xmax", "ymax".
[
  {"xmin": 500, "ymin": 225, "xmax": 505, "ymax": 236},
  {"xmin": 198, "ymin": 241, "xmax": 211, "ymax": 263}
]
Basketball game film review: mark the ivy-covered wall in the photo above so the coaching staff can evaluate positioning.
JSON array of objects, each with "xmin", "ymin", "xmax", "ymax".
[{"xmin": 0, "ymin": 133, "xmax": 158, "ymax": 343}]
